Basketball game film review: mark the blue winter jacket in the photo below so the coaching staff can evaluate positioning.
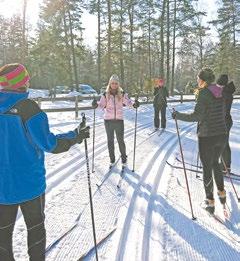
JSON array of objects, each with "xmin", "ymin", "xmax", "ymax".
[{"xmin": 0, "ymin": 91, "xmax": 77, "ymax": 204}]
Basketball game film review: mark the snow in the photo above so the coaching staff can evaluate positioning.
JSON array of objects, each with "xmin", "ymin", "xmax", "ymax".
[
  {"xmin": 12, "ymin": 93, "xmax": 240, "ymax": 261},
  {"xmin": 28, "ymin": 88, "xmax": 49, "ymax": 98}
]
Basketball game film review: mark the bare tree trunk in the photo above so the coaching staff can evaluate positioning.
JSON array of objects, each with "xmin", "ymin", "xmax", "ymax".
[
  {"xmin": 67, "ymin": 8, "xmax": 79, "ymax": 91},
  {"xmin": 22, "ymin": 0, "xmax": 27, "ymax": 62},
  {"xmin": 160, "ymin": 0, "xmax": 166, "ymax": 78},
  {"xmin": 199, "ymin": 31, "xmax": 203, "ymax": 67},
  {"xmin": 63, "ymin": 10, "xmax": 73, "ymax": 90},
  {"xmin": 107, "ymin": 0, "xmax": 112, "ymax": 77},
  {"xmin": 166, "ymin": 0, "xmax": 170, "ymax": 92},
  {"xmin": 120, "ymin": 0, "xmax": 125, "ymax": 88},
  {"xmin": 97, "ymin": 0, "xmax": 101, "ymax": 90},
  {"xmin": 148, "ymin": 2, "xmax": 152, "ymax": 80},
  {"xmin": 171, "ymin": 0, "xmax": 176, "ymax": 95},
  {"xmin": 128, "ymin": 0, "xmax": 134, "ymax": 91}
]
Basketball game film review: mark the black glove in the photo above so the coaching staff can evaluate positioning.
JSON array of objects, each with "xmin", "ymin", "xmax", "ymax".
[
  {"xmin": 133, "ymin": 100, "xmax": 140, "ymax": 108},
  {"xmin": 92, "ymin": 99, "xmax": 98, "ymax": 109},
  {"xmin": 172, "ymin": 111, "xmax": 177, "ymax": 119},
  {"xmin": 75, "ymin": 126, "xmax": 90, "ymax": 143}
]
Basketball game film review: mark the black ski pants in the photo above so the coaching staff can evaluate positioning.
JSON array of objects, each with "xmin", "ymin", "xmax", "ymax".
[
  {"xmin": 0, "ymin": 194, "xmax": 46, "ymax": 261},
  {"xmin": 154, "ymin": 105, "xmax": 166, "ymax": 129},
  {"xmin": 104, "ymin": 120, "xmax": 127, "ymax": 163},
  {"xmin": 221, "ymin": 131, "xmax": 231, "ymax": 170},
  {"xmin": 198, "ymin": 134, "xmax": 227, "ymax": 200}
]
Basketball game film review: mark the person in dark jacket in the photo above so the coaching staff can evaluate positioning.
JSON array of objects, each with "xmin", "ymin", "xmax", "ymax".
[
  {"xmin": 153, "ymin": 78, "xmax": 169, "ymax": 129},
  {"xmin": 172, "ymin": 68, "xmax": 227, "ymax": 214},
  {"xmin": 216, "ymin": 74, "xmax": 236, "ymax": 173},
  {"xmin": 0, "ymin": 63, "xmax": 90, "ymax": 261}
]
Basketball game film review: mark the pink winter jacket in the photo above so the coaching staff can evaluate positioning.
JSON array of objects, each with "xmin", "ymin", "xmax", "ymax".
[{"xmin": 98, "ymin": 93, "xmax": 133, "ymax": 120}]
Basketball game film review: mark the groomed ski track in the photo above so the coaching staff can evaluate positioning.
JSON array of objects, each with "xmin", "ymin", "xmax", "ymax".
[{"xmin": 13, "ymin": 101, "xmax": 240, "ymax": 261}]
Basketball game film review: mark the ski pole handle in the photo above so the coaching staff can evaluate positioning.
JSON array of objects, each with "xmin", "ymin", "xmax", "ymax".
[{"xmin": 78, "ymin": 112, "xmax": 86, "ymax": 132}]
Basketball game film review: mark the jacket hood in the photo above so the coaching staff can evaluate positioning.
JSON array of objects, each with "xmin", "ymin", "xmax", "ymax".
[
  {"xmin": 0, "ymin": 91, "xmax": 29, "ymax": 113},
  {"xmin": 224, "ymin": 81, "xmax": 235, "ymax": 94},
  {"xmin": 207, "ymin": 84, "xmax": 223, "ymax": 98}
]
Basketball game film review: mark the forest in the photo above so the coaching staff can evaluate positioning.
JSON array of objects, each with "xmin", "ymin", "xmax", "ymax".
[{"xmin": 0, "ymin": 0, "xmax": 239, "ymax": 95}]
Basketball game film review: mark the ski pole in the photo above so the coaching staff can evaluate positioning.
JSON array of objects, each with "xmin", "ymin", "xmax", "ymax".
[
  {"xmin": 173, "ymin": 108, "xmax": 196, "ymax": 220},
  {"xmin": 196, "ymin": 151, "xmax": 200, "ymax": 178},
  {"xmin": 81, "ymin": 113, "xmax": 99, "ymax": 261},
  {"xmin": 132, "ymin": 94, "xmax": 139, "ymax": 172},
  {"xmin": 92, "ymin": 97, "xmax": 96, "ymax": 173},
  {"xmin": 221, "ymin": 156, "xmax": 240, "ymax": 202}
]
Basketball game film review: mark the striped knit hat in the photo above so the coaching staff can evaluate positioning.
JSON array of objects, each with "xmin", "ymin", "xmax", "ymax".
[{"xmin": 0, "ymin": 63, "xmax": 30, "ymax": 92}]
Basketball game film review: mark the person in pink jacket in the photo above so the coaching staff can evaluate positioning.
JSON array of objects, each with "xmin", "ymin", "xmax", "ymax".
[{"xmin": 92, "ymin": 74, "xmax": 139, "ymax": 168}]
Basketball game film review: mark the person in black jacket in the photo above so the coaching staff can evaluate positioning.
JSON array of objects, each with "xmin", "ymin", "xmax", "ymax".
[
  {"xmin": 172, "ymin": 68, "xmax": 227, "ymax": 214},
  {"xmin": 0, "ymin": 63, "xmax": 90, "ymax": 261},
  {"xmin": 216, "ymin": 74, "xmax": 236, "ymax": 173},
  {"xmin": 153, "ymin": 78, "xmax": 169, "ymax": 129}
]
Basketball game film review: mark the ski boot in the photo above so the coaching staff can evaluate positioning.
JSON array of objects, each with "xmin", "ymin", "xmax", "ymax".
[
  {"xmin": 203, "ymin": 199, "xmax": 215, "ymax": 215},
  {"xmin": 218, "ymin": 189, "xmax": 226, "ymax": 205}
]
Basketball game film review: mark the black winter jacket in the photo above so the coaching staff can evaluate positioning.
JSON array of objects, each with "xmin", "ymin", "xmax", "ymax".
[
  {"xmin": 153, "ymin": 86, "xmax": 169, "ymax": 108},
  {"xmin": 175, "ymin": 84, "xmax": 227, "ymax": 137},
  {"xmin": 223, "ymin": 81, "xmax": 235, "ymax": 130}
]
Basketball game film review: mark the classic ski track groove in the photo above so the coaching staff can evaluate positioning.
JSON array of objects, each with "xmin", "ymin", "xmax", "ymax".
[
  {"xmin": 16, "ymin": 121, "xmax": 151, "ymax": 224},
  {"xmin": 47, "ymin": 124, "xmax": 195, "ymax": 260},
  {"xmin": 116, "ymin": 123, "xmax": 196, "ymax": 261},
  {"xmin": 45, "ymin": 120, "xmax": 176, "ymax": 259},
  {"xmin": 43, "ymin": 121, "xmax": 161, "ymax": 256}
]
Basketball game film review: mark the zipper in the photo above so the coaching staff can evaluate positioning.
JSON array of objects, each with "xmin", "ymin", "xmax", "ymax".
[
  {"xmin": 113, "ymin": 95, "xmax": 116, "ymax": 120},
  {"xmin": 21, "ymin": 120, "xmax": 42, "ymax": 158}
]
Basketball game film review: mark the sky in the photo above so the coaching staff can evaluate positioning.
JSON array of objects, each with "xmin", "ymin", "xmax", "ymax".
[
  {"xmin": 0, "ymin": 0, "xmax": 218, "ymax": 48},
  {"xmin": 0, "ymin": 0, "xmax": 98, "ymax": 48}
]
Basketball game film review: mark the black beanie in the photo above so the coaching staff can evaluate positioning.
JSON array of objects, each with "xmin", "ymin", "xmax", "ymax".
[
  {"xmin": 198, "ymin": 68, "xmax": 215, "ymax": 84},
  {"xmin": 217, "ymin": 74, "xmax": 228, "ymax": 86}
]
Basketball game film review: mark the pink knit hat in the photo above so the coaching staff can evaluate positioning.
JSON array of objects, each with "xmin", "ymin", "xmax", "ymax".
[
  {"xmin": 154, "ymin": 78, "xmax": 165, "ymax": 87},
  {"xmin": 0, "ymin": 63, "xmax": 30, "ymax": 91}
]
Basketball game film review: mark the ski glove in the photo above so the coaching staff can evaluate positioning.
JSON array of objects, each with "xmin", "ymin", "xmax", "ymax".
[
  {"xmin": 172, "ymin": 111, "xmax": 178, "ymax": 119},
  {"xmin": 74, "ymin": 126, "xmax": 90, "ymax": 144},
  {"xmin": 92, "ymin": 99, "xmax": 98, "ymax": 109},
  {"xmin": 133, "ymin": 100, "xmax": 140, "ymax": 108}
]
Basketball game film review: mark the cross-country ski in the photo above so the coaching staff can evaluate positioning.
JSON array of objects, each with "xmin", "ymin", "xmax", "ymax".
[
  {"xmin": 166, "ymin": 161, "xmax": 240, "ymax": 181},
  {"xmin": 175, "ymin": 156, "xmax": 240, "ymax": 177},
  {"xmin": 77, "ymin": 227, "xmax": 117, "ymax": 261}
]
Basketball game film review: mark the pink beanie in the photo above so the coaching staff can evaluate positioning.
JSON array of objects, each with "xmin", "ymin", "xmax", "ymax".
[{"xmin": 0, "ymin": 63, "xmax": 30, "ymax": 91}]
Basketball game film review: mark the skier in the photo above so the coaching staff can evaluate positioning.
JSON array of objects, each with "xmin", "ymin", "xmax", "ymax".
[
  {"xmin": 0, "ymin": 63, "xmax": 90, "ymax": 261},
  {"xmin": 172, "ymin": 68, "xmax": 227, "ymax": 214},
  {"xmin": 153, "ymin": 78, "xmax": 169, "ymax": 130},
  {"xmin": 216, "ymin": 74, "xmax": 235, "ymax": 173},
  {"xmin": 92, "ymin": 74, "xmax": 139, "ymax": 168}
]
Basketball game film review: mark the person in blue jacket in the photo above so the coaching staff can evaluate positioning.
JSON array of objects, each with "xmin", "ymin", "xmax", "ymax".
[{"xmin": 0, "ymin": 63, "xmax": 90, "ymax": 261}]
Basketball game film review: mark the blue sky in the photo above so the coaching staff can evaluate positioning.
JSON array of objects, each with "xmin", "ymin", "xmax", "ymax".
[{"xmin": 0, "ymin": 0, "xmax": 218, "ymax": 48}]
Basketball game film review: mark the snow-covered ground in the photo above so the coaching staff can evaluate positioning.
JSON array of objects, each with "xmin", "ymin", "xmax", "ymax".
[{"xmin": 12, "ymin": 94, "xmax": 240, "ymax": 261}]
